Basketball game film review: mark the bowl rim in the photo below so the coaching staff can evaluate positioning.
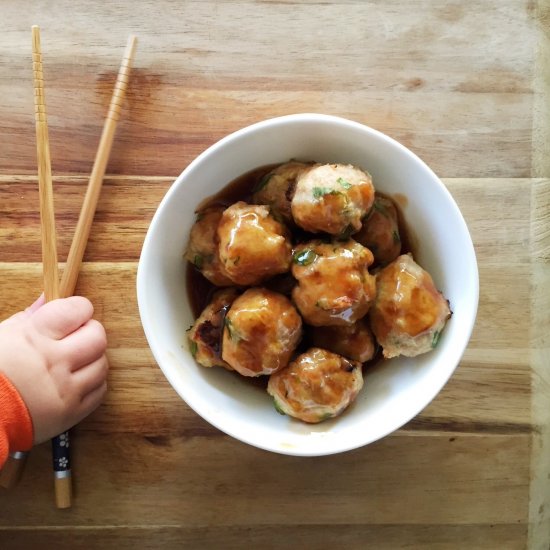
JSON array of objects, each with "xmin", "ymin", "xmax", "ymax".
[{"xmin": 137, "ymin": 113, "xmax": 480, "ymax": 456}]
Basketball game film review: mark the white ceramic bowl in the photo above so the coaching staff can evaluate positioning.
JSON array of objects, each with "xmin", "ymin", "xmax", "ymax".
[{"xmin": 137, "ymin": 113, "xmax": 479, "ymax": 456}]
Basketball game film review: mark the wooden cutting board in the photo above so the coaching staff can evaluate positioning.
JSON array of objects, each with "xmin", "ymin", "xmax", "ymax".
[{"xmin": 0, "ymin": 1, "xmax": 548, "ymax": 549}]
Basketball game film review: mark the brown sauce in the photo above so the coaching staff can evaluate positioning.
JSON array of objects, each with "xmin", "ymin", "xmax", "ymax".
[
  {"xmin": 186, "ymin": 164, "xmax": 415, "ymax": 320},
  {"xmin": 376, "ymin": 190, "xmax": 416, "ymax": 262},
  {"xmin": 393, "ymin": 193, "xmax": 408, "ymax": 209},
  {"xmin": 187, "ymin": 164, "xmax": 277, "ymax": 318},
  {"xmin": 195, "ymin": 163, "xmax": 279, "ymax": 212}
]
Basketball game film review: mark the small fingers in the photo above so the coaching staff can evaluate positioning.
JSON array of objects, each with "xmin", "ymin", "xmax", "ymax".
[
  {"xmin": 34, "ymin": 358, "xmax": 108, "ymax": 442},
  {"xmin": 31, "ymin": 296, "xmax": 94, "ymax": 340},
  {"xmin": 71, "ymin": 354, "xmax": 109, "ymax": 400},
  {"xmin": 61, "ymin": 380, "xmax": 108, "ymax": 433},
  {"xmin": 60, "ymin": 319, "xmax": 108, "ymax": 371},
  {"xmin": 77, "ymin": 381, "xmax": 108, "ymax": 421}
]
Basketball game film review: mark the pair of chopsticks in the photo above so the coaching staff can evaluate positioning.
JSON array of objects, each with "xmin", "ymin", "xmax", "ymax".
[{"xmin": 0, "ymin": 26, "xmax": 136, "ymax": 508}]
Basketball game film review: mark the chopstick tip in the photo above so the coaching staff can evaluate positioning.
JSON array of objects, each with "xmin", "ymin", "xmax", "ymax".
[
  {"xmin": 124, "ymin": 35, "xmax": 138, "ymax": 61},
  {"xmin": 31, "ymin": 26, "xmax": 41, "ymax": 54}
]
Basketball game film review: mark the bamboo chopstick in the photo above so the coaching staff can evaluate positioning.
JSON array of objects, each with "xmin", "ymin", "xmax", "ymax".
[
  {"xmin": 60, "ymin": 34, "xmax": 137, "ymax": 298},
  {"xmin": 0, "ymin": 451, "xmax": 28, "ymax": 489},
  {"xmin": 31, "ymin": 25, "xmax": 73, "ymax": 510},
  {"xmin": 32, "ymin": 26, "xmax": 60, "ymax": 302},
  {"xmin": 50, "ymin": 35, "xmax": 135, "ymax": 505},
  {"xmin": 1, "ymin": 30, "xmax": 137, "ymax": 503},
  {"xmin": 0, "ymin": 25, "xmax": 63, "ymax": 495}
]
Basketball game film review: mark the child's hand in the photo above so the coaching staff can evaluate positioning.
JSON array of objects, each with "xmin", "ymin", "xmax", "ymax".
[{"xmin": 0, "ymin": 296, "xmax": 108, "ymax": 444}]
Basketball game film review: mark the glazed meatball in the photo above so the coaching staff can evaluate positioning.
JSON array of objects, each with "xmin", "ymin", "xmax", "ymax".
[
  {"xmin": 267, "ymin": 347, "xmax": 363, "ymax": 423},
  {"xmin": 291, "ymin": 239, "xmax": 376, "ymax": 326},
  {"xmin": 291, "ymin": 163, "xmax": 375, "ymax": 236},
  {"xmin": 370, "ymin": 254, "xmax": 451, "ymax": 358},
  {"xmin": 185, "ymin": 207, "xmax": 233, "ymax": 286},
  {"xmin": 188, "ymin": 288, "xmax": 240, "ymax": 370},
  {"xmin": 217, "ymin": 202, "xmax": 292, "ymax": 286},
  {"xmin": 252, "ymin": 161, "xmax": 311, "ymax": 223},
  {"xmin": 354, "ymin": 194, "xmax": 401, "ymax": 266},
  {"xmin": 308, "ymin": 317, "xmax": 376, "ymax": 363},
  {"xmin": 222, "ymin": 288, "xmax": 302, "ymax": 377}
]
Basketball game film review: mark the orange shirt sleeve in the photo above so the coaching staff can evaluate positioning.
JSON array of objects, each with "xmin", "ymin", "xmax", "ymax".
[{"xmin": 0, "ymin": 373, "xmax": 34, "ymax": 467}]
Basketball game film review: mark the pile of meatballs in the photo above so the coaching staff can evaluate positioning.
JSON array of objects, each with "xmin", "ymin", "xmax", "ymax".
[{"xmin": 186, "ymin": 161, "xmax": 451, "ymax": 424}]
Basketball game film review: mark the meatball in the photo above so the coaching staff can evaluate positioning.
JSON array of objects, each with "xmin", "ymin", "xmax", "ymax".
[
  {"xmin": 291, "ymin": 239, "xmax": 376, "ymax": 326},
  {"xmin": 267, "ymin": 347, "xmax": 363, "ymax": 423},
  {"xmin": 291, "ymin": 163, "xmax": 375, "ymax": 236},
  {"xmin": 217, "ymin": 202, "xmax": 292, "ymax": 286},
  {"xmin": 308, "ymin": 317, "xmax": 376, "ymax": 363},
  {"xmin": 252, "ymin": 161, "xmax": 311, "ymax": 223},
  {"xmin": 354, "ymin": 194, "xmax": 401, "ymax": 266},
  {"xmin": 188, "ymin": 288, "xmax": 240, "ymax": 370},
  {"xmin": 185, "ymin": 207, "xmax": 233, "ymax": 286},
  {"xmin": 222, "ymin": 288, "xmax": 302, "ymax": 377},
  {"xmin": 369, "ymin": 254, "xmax": 451, "ymax": 358}
]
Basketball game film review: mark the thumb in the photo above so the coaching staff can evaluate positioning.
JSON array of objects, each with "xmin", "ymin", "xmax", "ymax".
[
  {"xmin": 26, "ymin": 293, "xmax": 46, "ymax": 315},
  {"xmin": 1, "ymin": 293, "xmax": 46, "ymax": 326},
  {"xmin": 31, "ymin": 296, "xmax": 94, "ymax": 339}
]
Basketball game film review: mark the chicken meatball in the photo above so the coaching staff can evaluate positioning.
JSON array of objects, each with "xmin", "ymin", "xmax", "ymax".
[
  {"xmin": 217, "ymin": 202, "xmax": 292, "ymax": 286},
  {"xmin": 308, "ymin": 317, "xmax": 376, "ymax": 363},
  {"xmin": 222, "ymin": 288, "xmax": 302, "ymax": 377},
  {"xmin": 370, "ymin": 254, "xmax": 451, "ymax": 358},
  {"xmin": 267, "ymin": 347, "xmax": 363, "ymax": 423},
  {"xmin": 291, "ymin": 239, "xmax": 376, "ymax": 326},
  {"xmin": 185, "ymin": 207, "xmax": 234, "ymax": 286},
  {"xmin": 354, "ymin": 194, "xmax": 401, "ymax": 266},
  {"xmin": 252, "ymin": 161, "xmax": 311, "ymax": 223},
  {"xmin": 291, "ymin": 163, "xmax": 375, "ymax": 236},
  {"xmin": 188, "ymin": 288, "xmax": 240, "ymax": 370}
]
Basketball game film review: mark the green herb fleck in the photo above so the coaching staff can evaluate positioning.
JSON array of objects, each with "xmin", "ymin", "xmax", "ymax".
[
  {"xmin": 338, "ymin": 224, "xmax": 355, "ymax": 240},
  {"xmin": 362, "ymin": 207, "xmax": 373, "ymax": 222},
  {"xmin": 337, "ymin": 177, "xmax": 352, "ymax": 190},
  {"xmin": 293, "ymin": 249, "xmax": 318, "ymax": 266},
  {"xmin": 268, "ymin": 206, "xmax": 284, "ymax": 224},
  {"xmin": 195, "ymin": 211, "xmax": 205, "ymax": 222},
  {"xmin": 373, "ymin": 200, "xmax": 388, "ymax": 216},
  {"xmin": 431, "ymin": 330, "xmax": 441, "ymax": 348},
  {"xmin": 392, "ymin": 230, "xmax": 401, "ymax": 244},
  {"xmin": 273, "ymin": 399, "xmax": 286, "ymax": 416},
  {"xmin": 193, "ymin": 254, "xmax": 204, "ymax": 269},
  {"xmin": 253, "ymin": 172, "xmax": 273, "ymax": 193},
  {"xmin": 189, "ymin": 339, "xmax": 198, "ymax": 358},
  {"xmin": 224, "ymin": 317, "xmax": 241, "ymax": 342},
  {"xmin": 185, "ymin": 325, "xmax": 194, "ymax": 333},
  {"xmin": 312, "ymin": 186, "xmax": 343, "ymax": 200},
  {"xmin": 318, "ymin": 412, "xmax": 333, "ymax": 422}
]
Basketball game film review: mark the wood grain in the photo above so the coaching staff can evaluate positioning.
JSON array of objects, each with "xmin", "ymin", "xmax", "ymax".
[
  {"xmin": 0, "ymin": 177, "xmax": 534, "ymax": 433},
  {"xmin": 60, "ymin": 36, "xmax": 137, "ymax": 298},
  {"xmin": 0, "ymin": 175, "xmax": 539, "ymax": 547},
  {"xmin": 0, "ymin": 0, "xmax": 538, "ymax": 178},
  {"xmin": 0, "ymin": 433, "xmax": 530, "ymax": 527},
  {"xmin": 0, "ymin": 1, "xmax": 548, "ymax": 548},
  {"xmin": 529, "ymin": 177, "xmax": 550, "ymax": 548},
  {"xmin": 0, "ymin": 176, "xmax": 535, "ymax": 263},
  {"xmin": 0, "ymin": 525, "xmax": 529, "ymax": 550},
  {"xmin": 0, "ymin": 256, "xmax": 532, "ymax": 439}
]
